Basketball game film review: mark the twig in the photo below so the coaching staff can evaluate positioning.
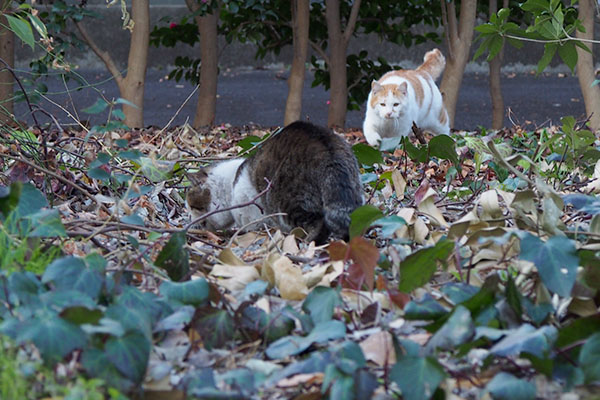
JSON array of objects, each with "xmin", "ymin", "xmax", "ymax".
[
  {"xmin": 227, "ymin": 213, "xmax": 287, "ymax": 247},
  {"xmin": 0, "ymin": 153, "xmax": 110, "ymax": 214}
]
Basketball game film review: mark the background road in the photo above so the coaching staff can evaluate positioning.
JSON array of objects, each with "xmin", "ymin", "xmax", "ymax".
[{"xmin": 13, "ymin": 67, "xmax": 587, "ymax": 132}]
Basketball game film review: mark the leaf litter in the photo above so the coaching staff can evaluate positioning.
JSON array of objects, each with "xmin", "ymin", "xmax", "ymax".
[{"xmin": 1, "ymin": 120, "xmax": 600, "ymax": 399}]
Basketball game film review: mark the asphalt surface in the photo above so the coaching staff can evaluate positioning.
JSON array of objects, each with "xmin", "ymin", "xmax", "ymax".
[{"xmin": 13, "ymin": 67, "xmax": 587, "ymax": 131}]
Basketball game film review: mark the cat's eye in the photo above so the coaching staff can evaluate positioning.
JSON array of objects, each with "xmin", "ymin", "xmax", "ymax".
[
  {"xmin": 380, "ymin": 103, "xmax": 385, "ymax": 107},
  {"xmin": 393, "ymin": 103, "xmax": 399, "ymax": 106}
]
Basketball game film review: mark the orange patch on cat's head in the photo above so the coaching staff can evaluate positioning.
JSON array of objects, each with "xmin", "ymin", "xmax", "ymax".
[{"xmin": 370, "ymin": 81, "xmax": 407, "ymax": 108}]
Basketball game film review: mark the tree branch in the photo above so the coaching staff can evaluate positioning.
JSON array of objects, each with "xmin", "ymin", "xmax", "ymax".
[
  {"xmin": 342, "ymin": 0, "xmax": 362, "ymax": 44},
  {"xmin": 309, "ymin": 39, "xmax": 330, "ymax": 65},
  {"xmin": 74, "ymin": 20, "xmax": 123, "ymax": 86}
]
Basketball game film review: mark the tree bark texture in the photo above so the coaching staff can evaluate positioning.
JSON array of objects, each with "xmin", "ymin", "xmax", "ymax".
[
  {"xmin": 325, "ymin": 0, "xmax": 361, "ymax": 128},
  {"xmin": 488, "ymin": 0, "xmax": 508, "ymax": 130},
  {"xmin": 186, "ymin": 0, "xmax": 218, "ymax": 128},
  {"xmin": 575, "ymin": 0, "xmax": 600, "ymax": 133},
  {"xmin": 75, "ymin": 0, "xmax": 149, "ymax": 128},
  {"xmin": 0, "ymin": 0, "xmax": 15, "ymax": 123},
  {"xmin": 120, "ymin": 0, "xmax": 149, "ymax": 128},
  {"xmin": 284, "ymin": 0, "xmax": 310, "ymax": 125},
  {"xmin": 439, "ymin": 0, "xmax": 477, "ymax": 128}
]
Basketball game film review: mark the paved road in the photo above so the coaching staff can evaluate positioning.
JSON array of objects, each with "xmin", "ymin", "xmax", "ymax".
[{"xmin": 13, "ymin": 67, "xmax": 587, "ymax": 131}]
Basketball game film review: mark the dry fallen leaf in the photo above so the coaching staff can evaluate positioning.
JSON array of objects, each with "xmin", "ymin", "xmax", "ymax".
[
  {"xmin": 272, "ymin": 255, "xmax": 308, "ymax": 300},
  {"xmin": 359, "ymin": 330, "xmax": 396, "ymax": 366}
]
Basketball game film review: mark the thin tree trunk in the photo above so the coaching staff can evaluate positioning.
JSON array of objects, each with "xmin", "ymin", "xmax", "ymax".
[
  {"xmin": 75, "ymin": 0, "xmax": 149, "ymax": 128},
  {"xmin": 284, "ymin": 0, "xmax": 309, "ymax": 125},
  {"xmin": 488, "ymin": 0, "xmax": 508, "ymax": 130},
  {"xmin": 120, "ymin": 0, "xmax": 149, "ymax": 128},
  {"xmin": 325, "ymin": 0, "xmax": 361, "ymax": 128},
  {"xmin": 186, "ymin": 0, "xmax": 218, "ymax": 128},
  {"xmin": 576, "ymin": 0, "xmax": 600, "ymax": 133},
  {"xmin": 439, "ymin": 0, "xmax": 477, "ymax": 128},
  {"xmin": 0, "ymin": 0, "xmax": 15, "ymax": 123}
]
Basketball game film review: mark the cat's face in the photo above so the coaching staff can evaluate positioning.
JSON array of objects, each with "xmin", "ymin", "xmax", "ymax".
[
  {"xmin": 370, "ymin": 81, "xmax": 408, "ymax": 120},
  {"xmin": 186, "ymin": 170, "xmax": 212, "ymax": 228}
]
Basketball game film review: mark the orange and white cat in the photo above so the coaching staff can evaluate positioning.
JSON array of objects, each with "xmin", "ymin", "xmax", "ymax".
[{"xmin": 363, "ymin": 49, "xmax": 450, "ymax": 147}]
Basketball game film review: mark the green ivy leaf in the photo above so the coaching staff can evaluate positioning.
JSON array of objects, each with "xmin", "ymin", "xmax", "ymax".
[
  {"xmin": 42, "ymin": 256, "xmax": 105, "ymax": 300},
  {"xmin": 429, "ymin": 135, "xmax": 459, "ymax": 166},
  {"xmin": 537, "ymin": 42, "xmax": 557, "ymax": 74},
  {"xmin": 105, "ymin": 331, "xmax": 151, "ymax": 383},
  {"xmin": 195, "ymin": 309, "xmax": 235, "ymax": 350},
  {"xmin": 137, "ymin": 157, "xmax": 176, "ymax": 182},
  {"xmin": 60, "ymin": 306, "xmax": 103, "ymax": 325},
  {"xmin": 403, "ymin": 137, "xmax": 428, "ymax": 163},
  {"xmin": 352, "ymin": 143, "xmax": 383, "ymax": 166},
  {"xmin": 489, "ymin": 324, "xmax": 557, "ymax": 359},
  {"xmin": 159, "ymin": 278, "xmax": 210, "ymax": 307},
  {"xmin": 426, "ymin": 305, "xmax": 474, "ymax": 351},
  {"xmin": 18, "ymin": 311, "xmax": 87, "ymax": 364},
  {"xmin": 374, "ymin": 215, "xmax": 406, "ymax": 237},
  {"xmin": 579, "ymin": 332, "xmax": 600, "ymax": 383},
  {"xmin": 398, "ymin": 239, "xmax": 453, "ymax": 292},
  {"xmin": 349, "ymin": 205, "xmax": 384, "ymax": 238},
  {"xmin": 26, "ymin": 209, "xmax": 67, "ymax": 237},
  {"xmin": 155, "ymin": 231, "xmax": 189, "ymax": 281},
  {"xmin": 266, "ymin": 320, "xmax": 346, "ymax": 359},
  {"xmin": 519, "ymin": 233, "xmax": 578, "ymax": 297},
  {"xmin": 557, "ymin": 42, "xmax": 577, "ymax": 72},
  {"xmin": 5, "ymin": 14, "xmax": 35, "ymax": 50},
  {"xmin": 82, "ymin": 98, "xmax": 109, "ymax": 114},
  {"xmin": 81, "ymin": 348, "xmax": 134, "ymax": 392},
  {"xmin": 486, "ymin": 372, "xmax": 536, "ymax": 400},
  {"xmin": 301, "ymin": 286, "xmax": 342, "ymax": 324},
  {"xmin": 88, "ymin": 167, "xmax": 111, "ymax": 182},
  {"xmin": 390, "ymin": 355, "xmax": 446, "ymax": 400}
]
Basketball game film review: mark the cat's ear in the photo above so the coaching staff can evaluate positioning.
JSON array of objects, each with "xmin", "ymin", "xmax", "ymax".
[
  {"xmin": 187, "ymin": 169, "xmax": 209, "ymax": 185},
  {"xmin": 371, "ymin": 80, "xmax": 383, "ymax": 93},
  {"xmin": 399, "ymin": 81, "xmax": 408, "ymax": 95}
]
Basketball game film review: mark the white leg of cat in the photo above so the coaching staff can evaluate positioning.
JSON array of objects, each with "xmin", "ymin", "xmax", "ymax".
[{"xmin": 362, "ymin": 121, "xmax": 382, "ymax": 147}]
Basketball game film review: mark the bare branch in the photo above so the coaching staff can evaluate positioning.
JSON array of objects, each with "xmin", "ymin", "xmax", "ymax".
[
  {"xmin": 74, "ymin": 20, "xmax": 124, "ymax": 86},
  {"xmin": 342, "ymin": 0, "xmax": 362, "ymax": 45},
  {"xmin": 309, "ymin": 39, "xmax": 330, "ymax": 65}
]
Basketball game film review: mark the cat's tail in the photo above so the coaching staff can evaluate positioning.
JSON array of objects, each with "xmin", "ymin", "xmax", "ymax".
[{"xmin": 417, "ymin": 49, "xmax": 446, "ymax": 80}]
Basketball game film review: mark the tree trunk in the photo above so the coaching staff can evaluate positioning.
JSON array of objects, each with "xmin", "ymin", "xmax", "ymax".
[
  {"xmin": 284, "ymin": 0, "xmax": 309, "ymax": 125},
  {"xmin": 120, "ymin": 0, "xmax": 149, "ymax": 128},
  {"xmin": 575, "ymin": 0, "xmax": 600, "ymax": 133},
  {"xmin": 0, "ymin": 0, "xmax": 15, "ymax": 124},
  {"xmin": 439, "ymin": 0, "xmax": 477, "ymax": 128},
  {"xmin": 488, "ymin": 0, "xmax": 508, "ymax": 130},
  {"xmin": 325, "ymin": 0, "xmax": 361, "ymax": 128},
  {"xmin": 75, "ymin": 0, "xmax": 149, "ymax": 128},
  {"xmin": 186, "ymin": 0, "xmax": 218, "ymax": 128}
]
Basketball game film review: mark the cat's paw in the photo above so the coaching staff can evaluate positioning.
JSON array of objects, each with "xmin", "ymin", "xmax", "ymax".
[{"xmin": 363, "ymin": 127, "xmax": 382, "ymax": 147}]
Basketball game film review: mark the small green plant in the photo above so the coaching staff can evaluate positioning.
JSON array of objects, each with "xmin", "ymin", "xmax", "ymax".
[{"xmin": 0, "ymin": 337, "xmax": 30, "ymax": 399}]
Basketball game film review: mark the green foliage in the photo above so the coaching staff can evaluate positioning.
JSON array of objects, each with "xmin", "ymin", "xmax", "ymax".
[
  {"xmin": 474, "ymin": 1, "xmax": 587, "ymax": 74},
  {"xmin": 151, "ymin": 0, "xmax": 441, "ymax": 111},
  {"xmin": 486, "ymin": 372, "xmax": 536, "ymax": 400}
]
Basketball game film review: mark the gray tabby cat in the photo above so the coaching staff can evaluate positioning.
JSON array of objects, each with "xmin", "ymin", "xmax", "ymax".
[{"xmin": 186, "ymin": 121, "xmax": 363, "ymax": 243}]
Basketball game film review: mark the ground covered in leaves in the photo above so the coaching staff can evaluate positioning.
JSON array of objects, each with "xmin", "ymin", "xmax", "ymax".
[{"xmin": 1, "ymin": 118, "xmax": 600, "ymax": 399}]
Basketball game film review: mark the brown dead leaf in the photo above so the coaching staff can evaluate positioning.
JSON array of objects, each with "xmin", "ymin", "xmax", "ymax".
[
  {"xmin": 210, "ymin": 264, "xmax": 260, "ymax": 292},
  {"xmin": 391, "ymin": 169, "xmax": 406, "ymax": 199},
  {"xmin": 360, "ymin": 330, "xmax": 396, "ymax": 366},
  {"xmin": 218, "ymin": 248, "xmax": 247, "ymax": 266},
  {"xmin": 414, "ymin": 179, "xmax": 431, "ymax": 206},
  {"xmin": 272, "ymin": 256, "xmax": 308, "ymax": 300},
  {"xmin": 303, "ymin": 261, "xmax": 344, "ymax": 288},
  {"xmin": 277, "ymin": 372, "xmax": 324, "ymax": 388}
]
